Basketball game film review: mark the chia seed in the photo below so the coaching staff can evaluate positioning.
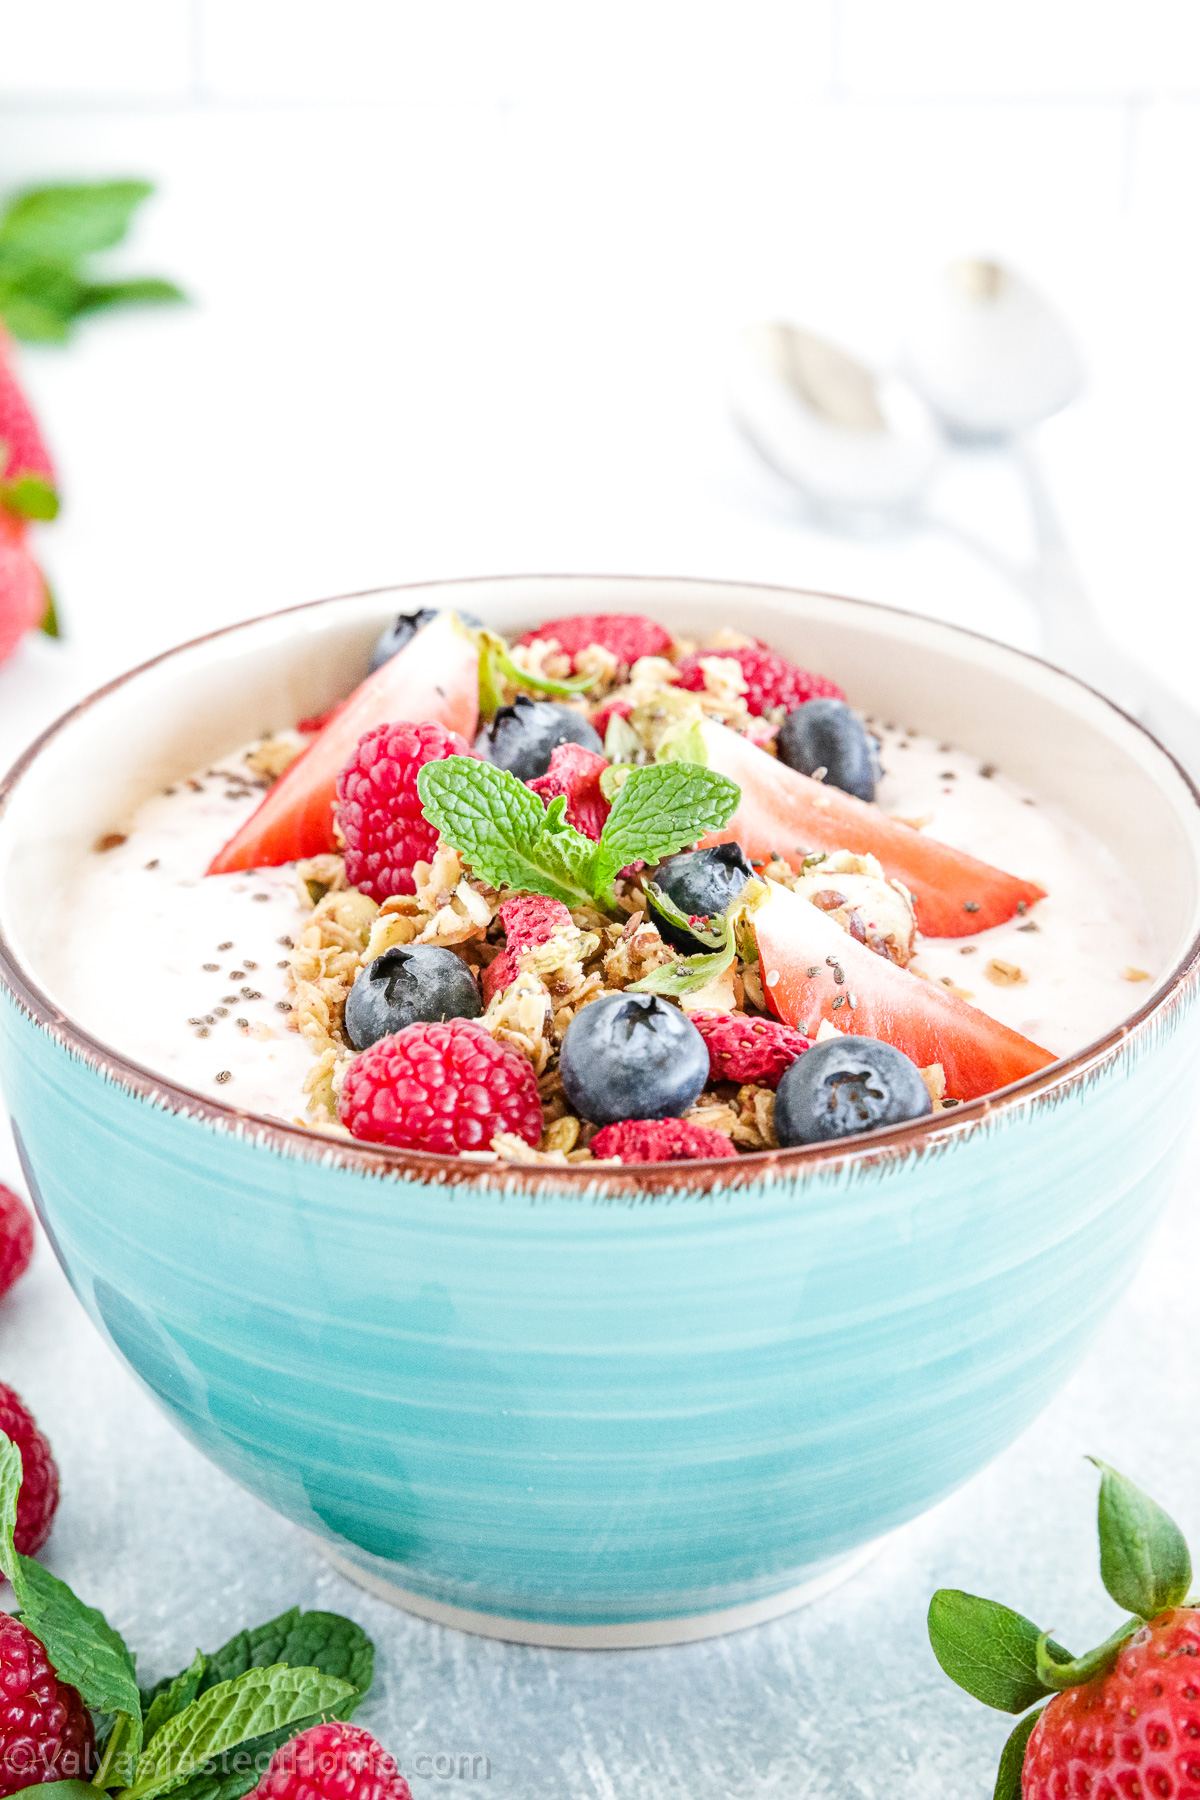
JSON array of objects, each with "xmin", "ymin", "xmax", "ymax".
[
  {"xmin": 202, "ymin": 963, "xmax": 219, "ymax": 971},
  {"xmin": 144, "ymin": 859, "xmax": 159, "ymax": 870},
  {"xmin": 218, "ymin": 941, "xmax": 234, "ymax": 951},
  {"xmin": 215, "ymin": 1071, "xmax": 232, "ymax": 1084},
  {"xmin": 963, "ymin": 901, "xmax": 980, "ymax": 914}
]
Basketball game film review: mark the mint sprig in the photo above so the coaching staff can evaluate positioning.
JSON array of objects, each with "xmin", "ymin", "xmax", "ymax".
[
  {"xmin": 0, "ymin": 1431, "xmax": 374, "ymax": 1800},
  {"xmin": 417, "ymin": 756, "xmax": 739, "ymax": 912}
]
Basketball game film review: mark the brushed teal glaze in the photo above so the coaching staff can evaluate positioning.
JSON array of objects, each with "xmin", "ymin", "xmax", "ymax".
[{"xmin": 2, "ymin": 980, "xmax": 1196, "ymax": 1628}]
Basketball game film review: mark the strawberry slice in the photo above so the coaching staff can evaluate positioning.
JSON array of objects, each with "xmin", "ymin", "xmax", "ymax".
[
  {"xmin": 208, "ymin": 610, "xmax": 481, "ymax": 873},
  {"xmin": 752, "ymin": 881, "xmax": 1054, "ymax": 1101},
  {"xmin": 0, "ymin": 512, "xmax": 47, "ymax": 666},
  {"xmin": 698, "ymin": 719, "xmax": 1044, "ymax": 938},
  {"xmin": 0, "ymin": 327, "xmax": 56, "ymax": 519}
]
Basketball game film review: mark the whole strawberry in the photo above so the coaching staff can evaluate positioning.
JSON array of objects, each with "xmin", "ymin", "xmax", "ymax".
[
  {"xmin": 336, "ymin": 719, "xmax": 476, "ymax": 901},
  {"xmin": 0, "ymin": 1388, "xmax": 57, "ymax": 1558},
  {"xmin": 0, "ymin": 1187, "xmax": 33, "ymax": 1301},
  {"xmin": 0, "ymin": 1613, "xmax": 93, "ymax": 1794},
  {"xmin": 929, "ymin": 1460, "xmax": 1200, "ymax": 1799},
  {"xmin": 250, "ymin": 1722, "xmax": 411, "ymax": 1800}
]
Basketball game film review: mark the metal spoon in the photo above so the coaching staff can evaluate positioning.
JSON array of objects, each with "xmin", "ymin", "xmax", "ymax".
[{"xmin": 903, "ymin": 258, "xmax": 1200, "ymax": 774}]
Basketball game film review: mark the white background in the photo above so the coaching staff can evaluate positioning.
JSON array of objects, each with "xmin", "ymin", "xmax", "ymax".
[{"xmin": 1, "ymin": 8, "xmax": 1200, "ymax": 1796}]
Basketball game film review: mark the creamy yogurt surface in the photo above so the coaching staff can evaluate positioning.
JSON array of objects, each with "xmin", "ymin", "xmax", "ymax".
[{"xmin": 40, "ymin": 728, "xmax": 1158, "ymax": 1121}]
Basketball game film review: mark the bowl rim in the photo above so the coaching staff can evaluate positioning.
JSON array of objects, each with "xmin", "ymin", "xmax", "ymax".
[{"xmin": 2, "ymin": 571, "xmax": 1199, "ymax": 1196}]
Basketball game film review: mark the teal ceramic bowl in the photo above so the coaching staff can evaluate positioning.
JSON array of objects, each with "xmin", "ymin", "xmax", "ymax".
[{"xmin": 2, "ymin": 576, "xmax": 1199, "ymax": 1648}]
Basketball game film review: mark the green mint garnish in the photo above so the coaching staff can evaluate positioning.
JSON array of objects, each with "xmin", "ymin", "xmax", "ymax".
[
  {"xmin": 0, "ymin": 1432, "xmax": 375, "ymax": 1800},
  {"xmin": 476, "ymin": 630, "xmax": 597, "ymax": 718},
  {"xmin": 116, "ymin": 1667, "xmax": 356, "ymax": 1800},
  {"xmin": 0, "ymin": 1437, "xmax": 143, "ymax": 1770},
  {"xmin": 417, "ymin": 756, "xmax": 739, "ymax": 913},
  {"xmin": 628, "ymin": 910, "xmax": 736, "ymax": 997}
]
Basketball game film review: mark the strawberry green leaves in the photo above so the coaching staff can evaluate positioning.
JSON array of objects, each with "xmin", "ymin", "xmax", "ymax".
[
  {"xmin": 417, "ymin": 756, "xmax": 739, "ymax": 913},
  {"xmin": 993, "ymin": 1709, "xmax": 1045, "ymax": 1800},
  {"xmin": 117, "ymin": 1667, "xmax": 356, "ymax": 1800},
  {"xmin": 926, "ymin": 1591, "xmax": 1072, "ymax": 1715},
  {"xmin": 1090, "ymin": 1457, "xmax": 1192, "ymax": 1620},
  {"xmin": 929, "ymin": 1459, "xmax": 1199, "ymax": 1800},
  {"xmin": 0, "ymin": 182, "xmax": 185, "ymax": 344}
]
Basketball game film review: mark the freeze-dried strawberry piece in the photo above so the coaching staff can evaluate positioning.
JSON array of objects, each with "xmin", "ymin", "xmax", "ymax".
[
  {"xmin": 590, "ymin": 1119, "xmax": 738, "ymax": 1163},
  {"xmin": 689, "ymin": 1011, "xmax": 811, "ymax": 1088},
  {"xmin": 528, "ymin": 743, "xmax": 611, "ymax": 841}
]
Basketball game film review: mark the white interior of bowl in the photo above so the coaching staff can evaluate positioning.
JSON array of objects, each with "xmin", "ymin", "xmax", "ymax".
[{"xmin": 3, "ymin": 575, "xmax": 1200, "ymax": 1028}]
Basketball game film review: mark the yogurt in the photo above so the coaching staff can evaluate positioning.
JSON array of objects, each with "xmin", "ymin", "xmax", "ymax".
[{"xmin": 40, "ymin": 729, "xmax": 1158, "ymax": 1122}]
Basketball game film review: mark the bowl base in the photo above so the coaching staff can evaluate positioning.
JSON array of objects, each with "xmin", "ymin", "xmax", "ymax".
[{"xmin": 312, "ymin": 1536, "xmax": 883, "ymax": 1649}]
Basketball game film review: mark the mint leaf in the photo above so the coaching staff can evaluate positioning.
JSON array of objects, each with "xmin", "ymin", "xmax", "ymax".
[
  {"xmin": 417, "ymin": 757, "xmax": 597, "ymax": 907},
  {"xmin": 0, "ymin": 1432, "xmax": 21, "ymax": 1585},
  {"xmin": 144, "ymin": 1652, "xmax": 207, "ymax": 1742},
  {"xmin": 993, "ymin": 1708, "xmax": 1044, "ymax": 1800},
  {"xmin": 927, "ymin": 1590, "xmax": 1071, "ymax": 1715},
  {"xmin": 1089, "ymin": 1458, "xmax": 1192, "ymax": 1619},
  {"xmin": 0, "ymin": 182, "xmax": 153, "ymax": 260},
  {"xmin": 6, "ymin": 1782, "xmax": 98, "ymax": 1800},
  {"xmin": 590, "ymin": 763, "xmax": 739, "ymax": 907},
  {"xmin": 629, "ymin": 928, "xmax": 734, "ymax": 997},
  {"xmin": 118, "ymin": 1667, "xmax": 356, "ymax": 1800},
  {"xmin": 202, "ymin": 1610, "xmax": 370, "ymax": 1709},
  {"xmin": 16, "ymin": 1557, "xmax": 143, "ymax": 1754}
]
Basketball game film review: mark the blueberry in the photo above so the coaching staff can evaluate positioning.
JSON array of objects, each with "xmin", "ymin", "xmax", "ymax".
[
  {"xmin": 344, "ymin": 946, "xmax": 481, "ymax": 1050},
  {"xmin": 648, "ymin": 843, "xmax": 753, "ymax": 952},
  {"xmin": 369, "ymin": 607, "xmax": 483, "ymax": 674},
  {"xmin": 559, "ymin": 993, "xmax": 709, "ymax": 1124},
  {"xmin": 773, "ymin": 1035, "xmax": 931, "ymax": 1146},
  {"xmin": 775, "ymin": 699, "xmax": 879, "ymax": 802},
  {"xmin": 480, "ymin": 695, "xmax": 603, "ymax": 783}
]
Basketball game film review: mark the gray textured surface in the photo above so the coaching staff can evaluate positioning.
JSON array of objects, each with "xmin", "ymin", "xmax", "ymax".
[{"xmin": 0, "ymin": 1112, "xmax": 1195, "ymax": 1797}]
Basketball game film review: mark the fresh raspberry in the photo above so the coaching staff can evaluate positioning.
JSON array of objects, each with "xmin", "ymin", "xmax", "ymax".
[
  {"xmin": 528, "ymin": 743, "xmax": 611, "ymax": 841},
  {"xmin": 0, "ymin": 1387, "xmax": 57, "ymax": 1558},
  {"xmin": 249, "ymin": 1722, "xmax": 411, "ymax": 1800},
  {"xmin": 0, "ymin": 1188, "xmax": 33, "ymax": 1301},
  {"xmin": 689, "ymin": 1012, "xmax": 811, "ymax": 1088},
  {"xmin": 675, "ymin": 644, "xmax": 844, "ymax": 717},
  {"xmin": 481, "ymin": 896, "xmax": 573, "ymax": 1005},
  {"xmin": 590, "ymin": 1119, "xmax": 739, "ymax": 1163},
  {"xmin": 0, "ymin": 1613, "xmax": 93, "ymax": 1794},
  {"xmin": 336, "ymin": 719, "xmax": 475, "ymax": 902},
  {"xmin": 514, "ymin": 613, "xmax": 673, "ymax": 670},
  {"xmin": 1023, "ymin": 1608, "xmax": 1200, "ymax": 1799},
  {"xmin": 338, "ymin": 1019, "xmax": 543, "ymax": 1154}
]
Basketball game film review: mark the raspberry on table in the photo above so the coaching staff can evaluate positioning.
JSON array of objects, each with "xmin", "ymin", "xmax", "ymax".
[
  {"xmin": 0, "ymin": 1187, "xmax": 33, "ymax": 1302},
  {"xmin": 335, "ymin": 720, "xmax": 475, "ymax": 902},
  {"xmin": 689, "ymin": 1011, "xmax": 811, "ymax": 1088},
  {"xmin": 0, "ymin": 1386, "xmax": 57, "ymax": 1558},
  {"xmin": 514, "ymin": 612, "xmax": 673, "ymax": 670},
  {"xmin": 481, "ymin": 896, "xmax": 573, "ymax": 1005},
  {"xmin": 590, "ymin": 1119, "xmax": 739, "ymax": 1163},
  {"xmin": 675, "ymin": 643, "xmax": 844, "ymax": 716},
  {"xmin": 0, "ymin": 1614, "xmax": 93, "ymax": 1796},
  {"xmin": 250, "ymin": 1722, "xmax": 411, "ymax": 1800},
  {"xmin": 338, "ymin": 1019, "xmax": 543, "ymax": 1154},
  {"xmin": 527, "ymin": 743, "xmax": 611, "ymax": 841}
]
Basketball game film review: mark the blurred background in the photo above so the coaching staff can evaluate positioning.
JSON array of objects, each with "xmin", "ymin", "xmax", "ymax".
[{"xmin": 1, "ymin": 0, "xmax": 1198, "ymax": 756}]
